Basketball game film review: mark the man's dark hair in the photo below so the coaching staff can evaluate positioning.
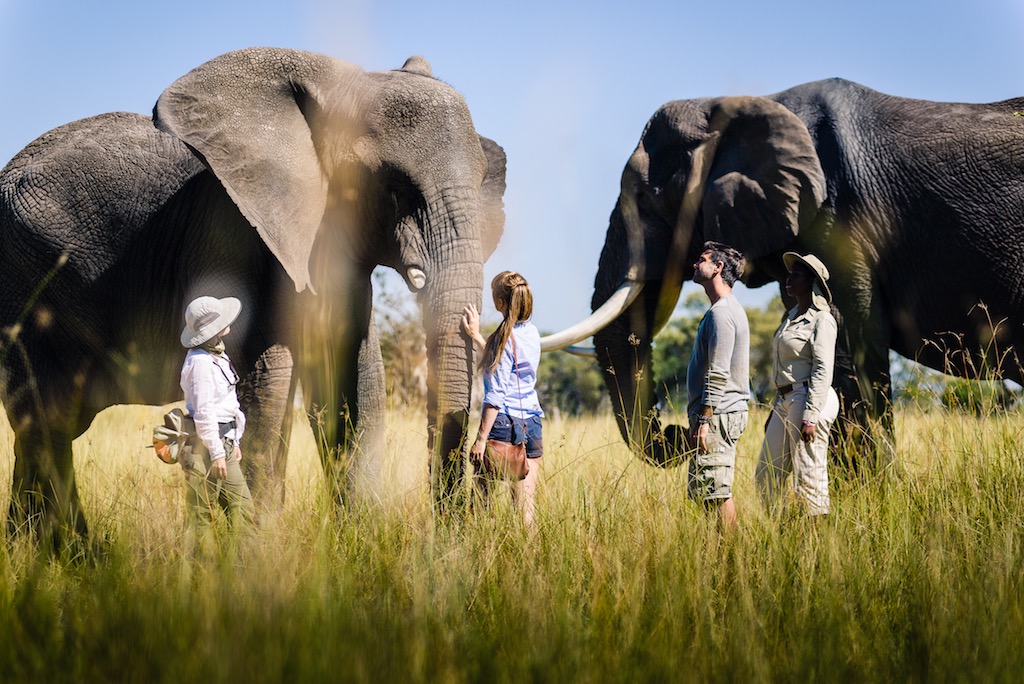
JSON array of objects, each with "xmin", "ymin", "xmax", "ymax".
[{"xmin": 702, "ymin": 241, "xmax": 746, "ymax": 287}]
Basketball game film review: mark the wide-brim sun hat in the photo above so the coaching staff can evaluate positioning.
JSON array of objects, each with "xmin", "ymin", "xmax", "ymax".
[
  {"xmin": 180, "ymin": 296, "xmax": 242, "ymax": 348},
  {"xmin": 782, "ymin": 252, "xmax": 833, "ymax": 304}
]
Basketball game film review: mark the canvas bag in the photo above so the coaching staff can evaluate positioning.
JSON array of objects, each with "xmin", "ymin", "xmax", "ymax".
[{"xmin": 152, "ymin": 407, "xmax": 200, "ymax": 468}]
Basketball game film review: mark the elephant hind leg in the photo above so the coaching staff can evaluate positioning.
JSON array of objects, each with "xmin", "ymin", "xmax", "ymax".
[{"xmin": 7, "ymin": 426, "xmax": 89, "ymax": 554}]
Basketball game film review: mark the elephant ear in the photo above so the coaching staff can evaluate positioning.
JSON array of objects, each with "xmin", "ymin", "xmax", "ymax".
[
  {"xmin": 478, "ymin": 135, "xmax": 507, "ymax": 259},
  {"xmin": 700, "ymin": 96, "xmax": 825, "ymax": 260},
  {"xmin": 154, "ymin": 48, "xmax": 362, "ymax": 292}
]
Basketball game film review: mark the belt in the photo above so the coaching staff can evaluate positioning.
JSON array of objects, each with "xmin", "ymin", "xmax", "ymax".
[
  {"xmin": 218, "ymin": 420, "xmax": 237, "ymax": 438},
  {"xmin": 776, "ymin": 381, "xmax": 806, "ymax": 396}
]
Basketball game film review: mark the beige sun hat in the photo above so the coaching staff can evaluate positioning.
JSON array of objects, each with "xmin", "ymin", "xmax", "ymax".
[
  {"xmin": 782, "ymin": 252, "xmax": 832, "ymax": 305},
  {"xmin": 180, "ymin": 296, "xmax": 242, "ymax": 348}
]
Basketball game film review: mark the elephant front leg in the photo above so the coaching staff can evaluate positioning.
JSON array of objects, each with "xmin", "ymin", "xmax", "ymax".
[
  {"xmin": 7, "ymin": 428, "xmax": 89, "ymax": 554},
  {"xmin": 236, "ymin": 344, "xmax": 296, "ymax": 511}
]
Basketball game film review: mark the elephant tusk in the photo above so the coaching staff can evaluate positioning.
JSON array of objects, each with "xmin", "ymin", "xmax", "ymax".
[
  {"xmin": 407, "ymin": 267, "xmax": 427, "ymax": 291},
  {"xmin": 562, "ymin": 345, "xmax": 597, "ymax": 358},
  {"xmin": 539, "ymin": 280, "xmax": 645, "ymax": 352}
]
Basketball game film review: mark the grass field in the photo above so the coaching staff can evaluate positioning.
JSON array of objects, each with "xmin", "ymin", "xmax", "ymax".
[{"xmin": 1, "ymin": 401, "xmax": 1023, "ymax": 682}]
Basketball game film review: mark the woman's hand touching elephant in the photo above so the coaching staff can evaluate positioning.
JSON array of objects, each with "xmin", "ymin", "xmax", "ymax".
[{"xmin": 462, "ymin": 304, "xmax": 486, "ymax": 351}]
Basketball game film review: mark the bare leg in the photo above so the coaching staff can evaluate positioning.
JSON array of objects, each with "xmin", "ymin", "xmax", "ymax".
[
  {"xmin": 512, "ymin": 457, "xmax": 540, "ymax": 531},
  {"xmin": 716, "ymin": 498, "xmax": 737, "ymax": 532}
]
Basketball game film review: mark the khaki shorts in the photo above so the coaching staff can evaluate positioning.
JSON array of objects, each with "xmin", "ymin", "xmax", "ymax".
[{"xmin": 688, "ymin": 411, "xmax": 748, "ymax": 502}]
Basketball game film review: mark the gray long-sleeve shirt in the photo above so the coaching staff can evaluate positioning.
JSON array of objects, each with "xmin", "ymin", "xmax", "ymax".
[{"xmin": 687, "ymin": 293, "xmax": 750, "ymax": 416}]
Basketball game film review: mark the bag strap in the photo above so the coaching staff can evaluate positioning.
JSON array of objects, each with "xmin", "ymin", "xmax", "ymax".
[{"xmin": 503, "ymin": 332, "xmax": 527, "ymax": 449}]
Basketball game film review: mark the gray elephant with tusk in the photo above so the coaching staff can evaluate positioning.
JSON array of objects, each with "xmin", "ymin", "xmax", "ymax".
[
  {"xmin": 0, "ymin": 47, "xmax": 506, "ymax": 547},
  {"xmin": 543, "ymin": 78, "xmax": 1024, "ymax": 468}
]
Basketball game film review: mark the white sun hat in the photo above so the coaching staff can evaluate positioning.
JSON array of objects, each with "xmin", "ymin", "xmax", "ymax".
[{"xmin": 180, "ymin": 296, "xmax": 242, "ymax": 348}]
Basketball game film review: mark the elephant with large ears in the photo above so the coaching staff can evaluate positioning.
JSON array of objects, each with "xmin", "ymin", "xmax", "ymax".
[
  {"xmin": 543, "ymin": 78, "xmax": 1024, "ymax": 467},
  {"xmin": 0, "ymin": 48, "xmax": 505, "ymax": 547}
]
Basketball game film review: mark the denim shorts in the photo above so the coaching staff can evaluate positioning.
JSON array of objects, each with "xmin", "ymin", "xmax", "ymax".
[{"xmin": 487, "ymin": 413, "xmax": 544, "ymax": 458}]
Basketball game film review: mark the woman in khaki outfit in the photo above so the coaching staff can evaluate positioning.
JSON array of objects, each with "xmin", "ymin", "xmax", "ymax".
[{"xmin": 756, "ymin": 253, "xmax": 840, "ymax": 516}]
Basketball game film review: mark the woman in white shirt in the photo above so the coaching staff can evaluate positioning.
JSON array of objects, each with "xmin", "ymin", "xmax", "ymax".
[
  {"xmin": 756, "ymin": 253, "xmax": 840, "ymax": 516},
  {"xmin": 180, "ymin": 295, "xmax": 255, "ymax": 548}
]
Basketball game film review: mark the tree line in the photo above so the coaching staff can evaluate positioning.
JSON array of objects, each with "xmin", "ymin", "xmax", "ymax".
[{"xmin": 374, "ymin": 272, "xmax": 1015, "ymax": 417}]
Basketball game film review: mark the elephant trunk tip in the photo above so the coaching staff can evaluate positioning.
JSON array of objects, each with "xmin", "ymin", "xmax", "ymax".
[{"xmin": 627, "ymin": 421, "xmax": 689, "ymax": 468}]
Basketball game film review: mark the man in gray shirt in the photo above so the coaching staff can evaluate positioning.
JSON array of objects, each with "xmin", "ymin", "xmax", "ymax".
[{"xmin": 687, "ymin": 241, "xmax": 750, "ymax": 530}]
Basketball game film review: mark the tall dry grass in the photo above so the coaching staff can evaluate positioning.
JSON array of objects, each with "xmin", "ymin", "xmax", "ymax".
[{"xmin": 0, "ymin": 401, "xmax": 1023, "ymax": 681}]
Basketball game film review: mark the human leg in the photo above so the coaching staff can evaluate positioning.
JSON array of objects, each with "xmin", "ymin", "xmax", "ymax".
[
  {"xmin": 688, "ymin": 412, "xmax": 747, "ymax": 524},
  {"xmin": 184, "ymin": 461, "xmax": 218, "ymax": 559},
  {"xmin": 511, "ymin": 416, "xmax": 542, "ymax": 529},
  {"xmin": 755, "ymin": 402, "xmax": 793, "ymax": 509},
  {"xmin": 792, "ymin": 436, "xmax": 830, "ymax": 515},
  {"xmin": 219, "ymin": 444, "xmax": 256, "ymax": 534},
  {"xmin": 513, "ymin": 458, "xmax": 540, "ymax": 530}
]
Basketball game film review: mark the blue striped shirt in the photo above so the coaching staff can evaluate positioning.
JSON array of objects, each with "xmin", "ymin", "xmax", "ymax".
[{"xmin": 483, "ymin": 322, "xmax": 545, "ymax": 419}]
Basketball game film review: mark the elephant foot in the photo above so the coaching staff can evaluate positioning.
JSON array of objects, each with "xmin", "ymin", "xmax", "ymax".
[
  {"xmin": 7, "ymin": 485, "xmax": 91, "ymax": 558},
  {"xmin": 830, "ymin": 414, "xmax": 897, "ymax": 476},
  {"xmin": 429, "ymin": 410, "xmax": 470, "ymax": 516}
]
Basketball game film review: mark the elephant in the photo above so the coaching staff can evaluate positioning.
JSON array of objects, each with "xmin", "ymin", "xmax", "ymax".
[
  {"xmin": 0, "ymin": 48, "xmax": 506, "ymax": 545},
  {"xmin": 542, "ymin": 78, "xmax": 1024, "ymax": 467}
]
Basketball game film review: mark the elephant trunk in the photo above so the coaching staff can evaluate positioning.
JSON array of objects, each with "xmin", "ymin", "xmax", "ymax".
[
  {"xmin": 593, "ymin": 284, "xmax": 689, "ymax": 468},
  {"xmin": 419, "ymin": 187, "xmax": 482, "ymax": 507},
  {"xmin": 583, "ymin": 130, "xmax": 727, "ymax": 466}
]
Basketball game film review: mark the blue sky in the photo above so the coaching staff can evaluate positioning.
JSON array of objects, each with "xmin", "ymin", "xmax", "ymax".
[{"xmin": 2, "ymin": 0, "xmax": 1022, "ymax": 332}]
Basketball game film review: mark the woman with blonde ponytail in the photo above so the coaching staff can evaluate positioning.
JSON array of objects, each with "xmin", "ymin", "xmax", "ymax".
[{"xmin": 462, "ymin": 271, "xmax": 545, "ymax": 527}]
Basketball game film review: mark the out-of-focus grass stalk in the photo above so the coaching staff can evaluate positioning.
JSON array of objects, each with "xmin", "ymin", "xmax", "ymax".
[{"xmin": 0, "ymin": 396, "xmax": 1023, "ymax": 681}]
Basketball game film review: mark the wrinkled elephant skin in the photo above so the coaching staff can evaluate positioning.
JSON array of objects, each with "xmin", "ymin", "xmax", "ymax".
[{"xmin": 587, "ymin": 79, "xmax": 1024, "ymax": 467}]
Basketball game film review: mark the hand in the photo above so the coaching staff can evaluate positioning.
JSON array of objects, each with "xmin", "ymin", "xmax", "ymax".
[
  {"xmin": 210, "ymin": 457, "xmax": 228, "ymax": 480},
  {"xmin": 694, "ymin": 422, "xmax": 710, "ymax": 454},
  {"xmin": 801, "ymin": 422, "xmax": 816, "ymax": 443},
  {"xmin": 461, "ymin": 304, "xmax": 486, "ymax": 350},
  {"xmin": 470, "ymin": 436, "xmax": 487, "ymax": 460},
  {"xmin": 234, "ymin": 445, "xmax": 242, "ymax": 463}
]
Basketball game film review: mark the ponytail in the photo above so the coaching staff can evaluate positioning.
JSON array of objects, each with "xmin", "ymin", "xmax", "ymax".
[{"xmin": 482, "ymin": 271, "xmax": 533, "ymax": 375}]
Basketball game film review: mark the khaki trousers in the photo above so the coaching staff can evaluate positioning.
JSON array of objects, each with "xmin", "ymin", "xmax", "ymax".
[
  {"xmin": 756, "ymin": 386, "xmax": 839, "ymax": 516},
  {"xmin": 184, "ymin": 438, "xmax": 255, "ymax": 557}
]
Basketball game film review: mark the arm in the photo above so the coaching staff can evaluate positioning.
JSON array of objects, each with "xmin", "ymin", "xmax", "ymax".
[
  {"xmin": 471, "ymin": 405, "xmax": 500, "ymax": 458},
  {"xmin": 188, "ymin": 358, "xmax": 227, "ymax": 462},
  {"xmin": 694, "ymin": 310, "xmax": 736, "ymax": 453},
  {"xmin": 701, "ymin": 308, "xmax": 737, "ymax": 412},
  {"xmin": 234, "ymin": 404, "xmax": 246, "ymax": 462},
  {"xmin": 475, "ymin": 336, "xmax": 514, "ymax": 455}
]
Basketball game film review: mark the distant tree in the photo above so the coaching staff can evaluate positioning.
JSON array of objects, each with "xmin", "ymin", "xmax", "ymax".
[
  {"xmin": 651, "ymin": 291, "xmax": 784, "ymax": 411},
  {"xmin": 650, "ymin": 295, "xmax": 702, "ymax": 410},
  {"xmin": 537, "ymin": 351, "xmax": 609, "ymax": 418}
]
